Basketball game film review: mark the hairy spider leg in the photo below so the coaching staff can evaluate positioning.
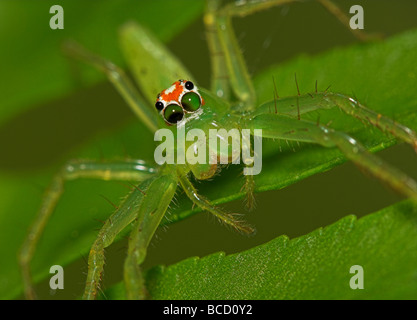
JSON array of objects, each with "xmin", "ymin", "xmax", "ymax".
[
  {"xmin": 255, "ymin": 92, "xmax": 417, "ymax": 152},
  {"xmin": 19, "ymin": 160, "xmax": 156, "ymax": 299},
  {"xmin": 123, "ymin": 173, "xmax": 178, "ymax": 300},
  {"xmin": 241, "ymin": 132, "xmax": 257, "ymax": 211},
  {"xmin": 177, "ymin": 168, "xmax": 255, "ymax": 234},
  {"xmin": 83, "ymin": 175, "xmax": 156, "ymax": 300},
  {"xmin": 249, "ymin": 93, "xmax": 417, "ymax": 202}
]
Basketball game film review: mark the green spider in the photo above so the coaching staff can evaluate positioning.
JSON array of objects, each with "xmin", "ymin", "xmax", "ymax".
[{"xmin": 19, "ymin": 0, "xmax": 417, "ymax": 300}]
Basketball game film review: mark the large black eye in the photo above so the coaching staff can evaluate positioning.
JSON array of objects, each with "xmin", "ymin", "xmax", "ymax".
[
  {"xmin": 155, "ymin": 101, "xmax": 164, "ymax": 111},
  {"xmin": 164, "ymin": 104, "xmax": 184, "ymax": 124},
  {"xmin": 181, "ymin": 92, "xmax": 201, "ymax": 112},
  {"xmin": 184, "ymin": 81, "xmax": 194, "ymax": 90}
]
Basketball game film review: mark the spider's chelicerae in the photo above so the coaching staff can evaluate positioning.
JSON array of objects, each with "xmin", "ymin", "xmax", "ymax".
[{"xmin": 20, "ymin": 0, "xmax": 417, "ymax": 300}]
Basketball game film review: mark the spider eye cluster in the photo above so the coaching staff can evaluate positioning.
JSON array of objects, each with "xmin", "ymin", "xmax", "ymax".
[{"xmin": 155, "ymin": 80, "xmax": 202, "ymax": 125}]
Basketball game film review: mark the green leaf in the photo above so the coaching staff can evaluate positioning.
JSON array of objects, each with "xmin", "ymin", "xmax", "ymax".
[{"xmin": 104, "ymin": 200, "xmax": 417, "ymax": 299}]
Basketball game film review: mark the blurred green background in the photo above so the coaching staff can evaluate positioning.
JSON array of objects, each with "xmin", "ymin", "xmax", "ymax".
[{"xmin": 1, "ymin": 0, "xmax": 417, "ymax": 299}]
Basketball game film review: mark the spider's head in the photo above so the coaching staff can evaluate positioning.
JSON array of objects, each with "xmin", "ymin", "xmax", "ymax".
[{"xmin": 155, "ymin": 80, "xmax": 204, "ymax": 126}]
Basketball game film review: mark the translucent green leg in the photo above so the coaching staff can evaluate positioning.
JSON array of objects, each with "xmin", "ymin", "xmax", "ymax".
[
  {"xmin": 118, "ymin": 22, "xmax": 194, "ymax": 105},
  {"xmin": 204, "ymin": 0, "xmax": 232, "ymax": 101},
  {"xmin": 123, "ymin": 174, "xmax": 178, "ymax": 300},
  {"xmin": 83, "ymin": 177, "xmax": 154, "ymax": 300},
  {"xmin": 63, "ymin": 41, "xmax": 158, "ymax": 132},
  {"xmin": 325, "ymin": 93, "xmax": 417, "ymax": 153},
  {"xmin": 242, "ymin": 171, "xmax": 256, "ymax": 211},
  {"xmin": 255, "ymin": 92, "xmax": 417, "ymax": 153},
  {"xmin": 207, "ymin": 0, "xmax": 256, "ymax": 110},
  {"xmin": 241, "ymin": 132, "xmax": 256, "ymax": 210},
  {"xmin": 250, "ymin": 114, "xmax": 417, "ymax": 202},
  {"xmin": 177, "ymin": 168, "xmax": 255, "ymax": 234},
  {"xmin": 19, "ymin": 159, "xmax": 156, "ymax": 300},
  {"xmin": 207, "ymin": 0, "xmax": 379, "ymax": 109}
]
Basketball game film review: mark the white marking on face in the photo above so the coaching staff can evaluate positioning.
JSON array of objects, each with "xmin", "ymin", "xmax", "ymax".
[{"xmin": 164, "ymin": 84, "xmax": 177, "ymax": 95}]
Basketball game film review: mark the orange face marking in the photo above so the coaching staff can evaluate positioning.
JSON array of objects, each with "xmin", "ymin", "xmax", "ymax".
[{"xmin": 159, "ymin": 81, "xmax": 185, "ymax": 103}]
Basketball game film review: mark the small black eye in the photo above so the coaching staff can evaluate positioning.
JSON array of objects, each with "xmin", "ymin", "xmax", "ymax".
[
  {"xmin": 185, "ymin": 81, "xmax": 194, "ymax": 90},
  {"xmin": 155, "ymin": 101, "xmax": 164, "ymax": 111}
]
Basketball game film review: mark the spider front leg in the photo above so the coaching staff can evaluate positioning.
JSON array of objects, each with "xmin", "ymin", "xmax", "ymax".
[
  {"xmin": 123, "ymin": 173, "xmax": 178, "ymax": 300},
  {"xmin": 249, "ymin": 112, "xmax": 417, "ymax": 202},
  {"xmin": 83, "ymin": 172, "xmax": 178, "ymax": 300},
  {"xmin": 19, "ymin": 159, "xmax": 156, "ymax": 300},
  {"xmin": 83, "ymin": 176, "xmax": 153, "ymax": 300},
  {"xmin": 177, "ymin": 168, "xmax": 255, "ymax": 234},
  {"xmin": 255, "ymin": 92, "xmax": 417, "ymax": 153}
]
